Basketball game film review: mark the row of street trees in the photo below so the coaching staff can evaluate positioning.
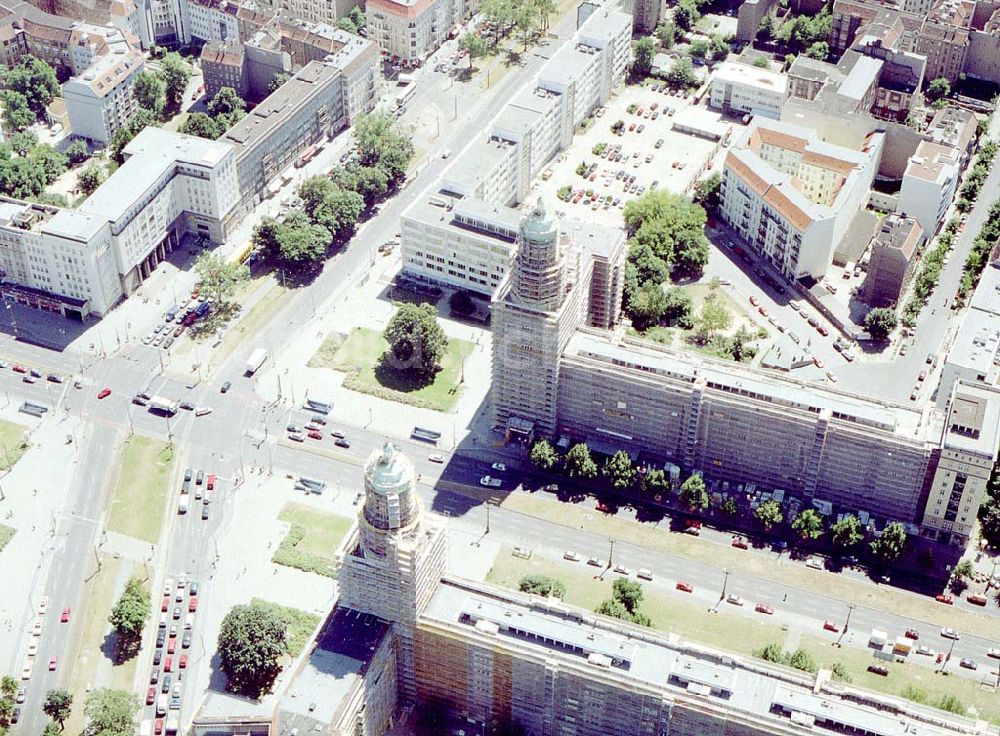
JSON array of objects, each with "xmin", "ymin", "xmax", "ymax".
[
  {"xmin": 530, "ymin": 439, "xmax": 910, "ymax": 561},
  {"xmin": 477, "ymin": 0, "xmax": 556, "ymax": 48}
]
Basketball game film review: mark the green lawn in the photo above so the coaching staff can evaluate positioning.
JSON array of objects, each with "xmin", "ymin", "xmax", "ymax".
[
  {"xmin": 107, "ymin": 436, "xmax": 174, "ymax": 543},
  {"xmin": 0, "ymin": 523, "xmax": 14, "ymax": 554},
  {"xmin": 0, "ymin": 419, "xmax": 29, "ymax": 471},
  {"xmin": 334, "ymin": 327, "xmax": 475, "ymax": 412},
  {"xmin": 250, "ymin": 598, "xmax": 321, "ymax": 658},
  {"xmin": 307, "ymin": 333, "xmax": 344, "ymax": 369},
  {"xmin": 272, "ymin": 502, "xmax": 351, "ymax": 578},
  {"xmin": 487, "ymin": 548, "xmax": 1000, "ymax": 724}
]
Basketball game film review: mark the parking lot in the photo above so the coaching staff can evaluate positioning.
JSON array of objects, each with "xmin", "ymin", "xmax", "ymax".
[{"xmin": 535, "ymin": 83, "xmax": 726, "ymax": 222}]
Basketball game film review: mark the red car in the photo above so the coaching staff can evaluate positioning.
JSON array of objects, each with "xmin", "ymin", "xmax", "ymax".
[
  {"xmin": 731, "ymin": 536, "xmax": 748, "ymax": 549},
  {"xmin": 60, "ymin": 607, "xmax": 71, "ymax": 623},
  {"xmin": 758, "ymin": 305, "xmax": 768, "ymax": 317},
  {"xmin": 146, "ymin": 687, "xmax": 156, "ymax": 705},
  {"xmin": 97, "ymin": 388, "xmax": 111, "ymax": 399},
  {"xmin": 155, "ymin": 718, "xmax": 164, "ymax": 735},
  {"xmin": 676, "ymin": 581, "xmax": 694, "ymax": 593},
  {"xmin": 684, "ymin": 519, "xmax": 702, "ymax": 535},
  {"xmin": 904, "ymin": 629, "xmax": 920, "ymax": 640},
  {"xmin": 596, "ymin": 500, "xmax": 612, "ymax": 513},
  {"xmin": 11, "ymin": 365, "xmax": 26, "ymax": 373},
  {"xmin": 179, "ymin": 654, "xmax": 188, "ymax": 669},
  {"xmin": 749, "ymin": 295, "xmax": 759, "ymax": 306},
  {"xmin": 307, "ymin": 430, "xmax": 322, "ymax": 440},
  {"xmin": 628, "ymin": 123, "xmax": 636, "ymax": 131},
  {"xmin": 817, "ymin": 325, "xmax": 829, "ymax": 336},
  {"xmin": 188, "ymin": 596, "xmax": 198, "ymax": 613},
  {"xmin": 207, "ymin": 474, "xmax": 215, "ymax": 490},
  {"xmin": 823, "ymin": 620, "xmax": 840, "ymax": 633},
  {"xmin": 48, "ymin": 656, "xmax": 57, "ymax": 671},
  {"xmin": 755, "ymin": 603, "xmax": 774, "ymax": 615},
  {"xmin": 935, "ymin": 594, "xmax": 954, "ymax": 605},
  {"xmin": 167, "ymin": 638, "xmax": 176, "ymax": 654},
  {"xmin": 161, "ymin": 596, "xmax": 169, "ymax": 613},
  {"xmin": 164, "ymin": 656, "xmax": 173, "ymax": 673},
  {"xmin": 813, "ymin": 356, "xmax": 824, "ymax": 368}
]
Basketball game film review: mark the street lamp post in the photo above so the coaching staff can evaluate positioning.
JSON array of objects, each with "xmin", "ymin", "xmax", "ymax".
[
  {"xmin": 608, "ymin": 538, "xmax": 615, "ymax": 568},
  {"xmin": 843, "ymin": 603, "xmax": 855, "ymax": 634},
  {"xmin": 720, "ymin": 569, "xmax": 730, "ymax": 601}
]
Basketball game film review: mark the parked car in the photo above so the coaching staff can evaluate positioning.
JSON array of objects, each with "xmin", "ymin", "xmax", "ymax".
[
  {"xmin": 675, "ymin": 581, "xmax": 694, "ymax": 593},
  {"xmin": 904, "ymin": 629, "xmax": 920, "ymax": 640},
  {"xmin": 940, "ymin": 627, "xmax": 960, "ymax": 640},
  {"xmin": 823, "ymin": 620, "xmax": 840, "ymax": 633},
  {"xmin": 755, "ymin": 603, "xmax": 774, "ymax": 615},
  {"xmin": 726, "ymin": 594, "xmax": 745, "ymax": 606},
  {"xmin": 563, "ymin": 550, "xmax": 581, "ymax": 561}
]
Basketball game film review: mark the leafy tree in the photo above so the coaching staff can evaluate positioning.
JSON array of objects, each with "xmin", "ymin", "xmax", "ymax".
[
  {"xmin": 43, "ymin": 720, "xmax": 62, "ymax": 736},
  {"xmin": 0, "ymin": 697, "xmax": 13, "ymax": 727},
  {"xmin": 755, "ymin": 499, "xmax": 783, "ymax": 529},
  {"xmin": 158, "ymin": 53, "xmax": 191, "ymax": 109},
  {"xmin": 313, "ymin": 186, "xmax": 365, "ymax": 238},
  {"xmin": 0, "ymin": 151, "xmax": 46, "ymax": 198},
  {"xmin": 640, "ymin": 468, "xmax": 669, "ymax": 495},
  {"xmin": 679, "ymin": 475, "xmax": 708, "ymax": 510},
  {"xmin": 276, "ymin": 212, "xmax": 330, "ymax": 268},
  {"xmin": 77, "ymin": 162, "xmax": 106, "ymax": 196},
  {"xmin": 864, "ymin": 307, "xmax": 896, "ymax": 339},
  {"xmin": 631, "ymin": 222, "xmax": 675, "ymax": 268},
  {"xmin": 481, "ymin": 0, "xmax": 513, "ymax": 44},
  {"xmin": 268, "ymin": 72, "xmax": 291, "ymax": 93},
  {"xmin": 830, "ymin": 662, "xmax": 852, "ymax": 683},
  {"xmin": 656, "ymin": 21, "xmax": 679, "ymax": 48},
  {"xmin": 66, "ymin": 139, "xmax": 90, "ymax": 166},
  {"xmin": 2, "ymin": 56, "xmax": 59, "ymax": 116},
  {"xmin": 693, "ymin": 172, "xmax": 722, "ymax": 211},
  {"xmin": 530, "ymin": 439, "xmax": 560, "ymax": 471},
  {"xmin": 603, "ymin": 450, "xmax": 635, "ymax": 490},
  {"xmin": 458, "ymin": 33, "xmax": 488, "ymax": 69},
  {"xmin": 0, "ymin": 90, "xmax": 34, "ymax": 132},
  {"xmin": 791, "ymin": 509, "xmax": 824, "ymax": 540},
  {"xmin": 787, "ymin": 648, "xmax": 818, "ymax": 673},
  {"xmin": 513, "ymin": 1, "xmax": 537, "ymax": 50},
  {"xmin": 754, "ymin": 642, "xmax": 785, "ymax": 662},
  {"xmin": 218, "ymin": 603, "xmax": 288, "ymax": 697},
  {"xmin": 132, "ymin": 71, "xmax": 166, "ymax": 119},
  {"xmin": 299, "ymin": 176, "xmax": 336, "ymax": 218},
  {"xmin": 448, "ymin": 289, "xmax": 475, "ymax": 315},
  {"xmin": 9, "ymin": 130, "xmax": 36, "ymax": 156},
  {"xmin": 665, "ymin": 57, "xmax": 697, "ymax": 88},
  {"xmin": 753, "ymin": 56, "xmax": 771, "ymax": 68},
  {"xmin": 673, "ymin": 0, "xmax": 698, "ymax": 31},
  {"xmin": 805, "ymin": 41, "xmax": 828, "ymax": 59},
  {"xmin": 831, "ymin": 514, "xmax": 864, "ymax": 548},
  {"xmin": 695, "ymin": 292, "xmax": 732, "ymax": 341},
  {"xmin": 564, "ymin": 442, "xmax": 597, "ymax": 479},
  {"xmin": 709, "ymin": 35, "xmax": 731, "ymax": 62},
  {"xmin": 110, "ymin": 108, "xmax": 157, "ymax": 163},
  {"xmin": 30, "ymin": 144, "xmax": 66, "ymax": 183},
  {"xmin": 595, "ymin": 598, "xmax": 630, "ymax": 619},
  {"xmin": 690, "ymin": 39, "xmax": 710, "ymax": 59},
  {"xmin": 352, "ymin": 112, "xmax": 413, "ymax": 182},
  {"xmin": 108, "ymin": 577, "xmax": 150, "ymax": 646},
  {"xmin": 179, "ymin": 112, "xmax": 221, "ymax": 140},
  {"xmin": 82, "ymin": 689, "xmax": 137, "ymax": 736},
  {"xmin": 926, "ymin": 77, "xmax": 950, "ymax": 103},
  {"xmin": 757, "ymin": 14, "xmax": 775, "ymax": 42},
  {"xmin": 633, "ymin": 37, "xmax": 655, "ymax": 77},
  {"xmin": 952, "ymin": 559, "xmax": 974, "ymax": 580},
  {"xmin": 627, "ymin": 281, "xmax": 667, "ymax": 331},
  {"xmin": 43, "ymin": 690, "xmax": 73, "ymax": 727},
  {"xmin": 672, "ymin": 230, "xmax": 710, "ymax": 278},
  {"xmin": 194, "ymin": 251, "xmax": 249, "ymax": 303},
  {"xmin": 383, "ymin": 302, "xmax": 447, "ymax": 375},
  {"xmin": 979, "ymin": 501, "xmax": 1000, "ymax": 547},
  {"xmin": 662, "ymin": 286, "xmax": 694, "ymax": 327},
  {"xmin": 612, "ymin": 578, "xmax": 644, "ymax": 613},
  {"xmin": 355, "ymin": 165, "xmax": 389, "ymax": 202},
  {"xmin": 349, "ymin": 4, "xmax": 366, "ymax": 29},
  {"xmin": 624, "ymin": 190, "xmax": 706, "ymax": 236},
  {"xmin": 208, "ymin": 86, "xmax": 245, "ymax": 119},
  {"xmin": 336, "ymin": 16, "xmax": 357, "ymax": 33},
  {"xmin": 534, "ymin": 0, "xmax": 556, "ymax": 30},
  {"xmin": 937, "ymin": 695, "xmax": 965, "ymax": 715},
  {"xmin": 720, "ymin": 497, "xmax": 738, "ymax": 515},
  {"xmin": 870, "ymin": 521, "xmax": 907, "ymax": 561},
  {"xmin": 518, "ymin": 574, "xmax": 565, "ymax": 598}
]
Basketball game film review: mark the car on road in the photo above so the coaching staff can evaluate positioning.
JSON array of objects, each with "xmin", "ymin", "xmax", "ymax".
[
  {"xmin": 220, "ymin": 381, "xmax": 231, "ymax": 393},
  {"xmin": 156, "ymin": 630, "xmax": 165, "ymax": 648},
  {"xmin": 27, "ymin": 639, "xmax": 37, "ymax": 656},
  {"xmin": 823, "ymin": 621, "xmax": 840, "ymax": 633},
  {"xmin": 613, "ymin": 563, "xmax": 630, "ymax": 575},
  {"xmin": 189, "ymin": 597, "xmax": 198, "ymax": 613},
  {"xmin": 491, "ymin": 462, "xmax": 506, "ymax": 471},
  {"xmin": 307, "ymin": 430, "xmax": 323, "ymax": 440},
  {"xmin": 684, "ymin": 519, "xmax": 702, "ymax": 535},
  {"xmin": 813, "ymin": 356, "xmax": 824, "ymax": 368},
  {"xmin": 726, "ymin": 594, "xmax": 745, "ymax": 606},
  {"xmin": 305, "ymin": 422, "xmax": 324, "ymax": 432},
  {"xmin": 916, "ymin": 644, "xmax": 933, "ymax": 656},
  {"xmin": 182, "ymin": 631, "xmax": 192, "ymax": 648},
  {"xmin": 479, "ymin": 475, "xmax": 502, "ymax": 488},
  {"xmin": 172, "ymin": 605, "xmax": 181, "ymax": 620},
  {"xmin": 153, "ymin": 650, "xmax": 162, "ymax": 666},
  {"xmin": 37, "ymin": 597, "xmax": 48, "ymax": 615},
  {"xmin": 31, "ymin": 618, "xmax": 42, "ymax": 635},
  {"xmin": 161, "ymin": 596, "xmax": 169, "ymax": 612},
  {"xmin": 637, "ymin": 568, "xmax": 653, "ymax": 581},
  {"xmin": 201, "ymin": 505, "xmax": 209, "ymax": 520},
  {"xmin": 806, "ymin": 557, "xmax": 824, "ymax": 570},
  {"xmin": 154, "ymin": 718, "xmax": 164, "ymax": 735},
  {"xmin": 758, "ymin": 305, "xmax": 768, "ymax": 317},
  {"xmin": 48, "ymin": 656, "xmax": 57, "ymax": 671},
  {"xmin": 731, "ymin": 536, "xmax": 748, "ymax": 549},
  {"xmin": 12, "ymin": 365, "xmax": 26, "ymax": 373},
  {"xmin": 14, "ymin": 688, "xmax": 24, "ymax": 704},
  {"xmin": 676, "ymin": 581, "xmax": 694, "ymax": 593},
  {"xmin": 940, "ymin": 627, "xmax": 960, "ymax": 640},
  {"xmin": 988, "ymin": 648, "xmax": 1000, "ymax": 659},
  {"xmin": 587, "ymin": 557, "xmax": 606, "ymax": 568},
  {"xmin": 47, "ymin": 374, "xmax": 63, "ymax": 383},
  {"xmin": 150, "ymin": 669, "xmax": 159, "ymax": 684},
  {"xmin": 960, "ymin": 658, "xmax": 977, "ymax": 670},
  {"xmin": 206, "ymin": 475, "xmax": 215, "ymax": 491},
  {"xmin": 147, "ymin": 687, "xmax": 157, "ymax": 705},
  {"xmin": 161, "ymin": 674, "xmax": 171, "ymax": 693},
  {"xmin": 22, "ymin": 374, "xmax": 36, "ymax": 384},
  {"xmin": 817, "ymin": 325, "xmax": 829, "ymax": 336},
  {"xmin": 179, "ymin": 654, "xmax": 188, "ymax": 669},
  {"xmin": 428, "ymin": 453, "xmax": 444, "ymax": 463},
  {"xmin": 97, "ymin": 388, "xmax": 111, "ymax": 399},
  {"xmin": 935, "ymin": 593, "xmax": 954, "ymax": 605},
  {"xmin": 755, "ymin": 603, "xmax": 774, "ymax": 615},
  {"xmin": 289, "ymin": 432, "xmax": 305, "ymax": 442},
  {"xmin": 749, "ymin": 295, "xmax": 758, "ymax": 306},
  {"xmin": 60, "ymin": 607, "xmax": 71, "ymax": 622},
  {"xmin": 335, "ymin": 437, "xmax": 351, "ymax": 448},
  {"xmin": 563, "ymin": 550, "xmax": 580, "ymax": 561},
  {"xmin": 904, "ymin": 629, "xmax": 919, "ymax": 640},
  {"xmin": 189, "ymin": 581, "xmax": 198, "ymax": 596},
  {"xmin": 167, "ymin": 637, "xmax": 176, "ymax": 653}
]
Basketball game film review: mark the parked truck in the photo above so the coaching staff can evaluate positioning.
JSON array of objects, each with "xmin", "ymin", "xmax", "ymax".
[
  {"xmin": 149, "ymin": 396, "xmax": 179, "ymax": 416},
  {"xmin": 245, "ymin": 348, "xmax": 268, "ymax": 376}
]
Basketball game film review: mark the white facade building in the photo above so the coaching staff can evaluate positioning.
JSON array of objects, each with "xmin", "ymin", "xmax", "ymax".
[
  {"xmin": 897, "ymin": 140, "xmax": 959, "ymax": 241},
  {"xmin": 365, "ymin": 0, "xmax": 466, "ymax": 66},
  {"xmin": 719, "ymin": 119, "xmax": 882, "ymax": 281},
  {"xmin": 184, "ymin": 0, "xmax": 241, "ymax": 43},
  {"xmin": 0, "ymin": 128, "xmax": 238, "ymax": 318},
  {"xmin": 709, "ymin": 60, "xmax": 788, "ymax": 120},
  {"xmin": 63, "ymin": 47, "xmax": 145, "ymax": 144},
  {"xmin": 400, "ymin": 7, "xmax": 632, "ymax": 295}
]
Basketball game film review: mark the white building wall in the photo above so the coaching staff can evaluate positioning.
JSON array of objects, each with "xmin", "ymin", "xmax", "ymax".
[
  {"xmin": 709, "ymin": 79, "xmax": 784, "ymax": 119},
  {"xmin": 897, "ymin": 167, "xmax": 957, "ymax": 240}
]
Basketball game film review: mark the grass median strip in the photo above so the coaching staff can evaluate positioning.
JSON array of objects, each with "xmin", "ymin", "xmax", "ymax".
[
  {"xmin": 107, "ymin": 436, "xmax": 173, "ymax": 543},
  {"xmin": 250, "ymin": 598, "xmax": 320, "ymax": 659},
  {"xmin": 500, "ymin": 491, "xmax": 1000, "ymax": 641},
  {"xmin": 488, "ymin": 547, "xmax": 1000, "ymax": 724},
  {"xmin": 0, "ymin": 418, "xmax": 29, "ymax": 472},
  {"xmin": 272, "ymin": 502, "xmax": 351, "ymax": 578}
]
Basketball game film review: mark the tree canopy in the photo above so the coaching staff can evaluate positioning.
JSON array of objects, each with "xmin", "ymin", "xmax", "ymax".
[
  {"xmin": 252, "ymin": 213, "xmax": 330, "ymax": 270},
  {"xmin": 218, "ymin": 603, "xmax": 288, "ymax": 697},
  {"xmin": 194, "ymin": 251, "xmax": 249, "ymax": 303},
  {"xmin": 603, "ymin": 450, "xmax": 635, "ymax": 490},
  {"xmin": 518, "ymin": 574, "xmax": 565, "ymax": 598},
  {"xmin": 158, "ymin": 53, "xmax": 191, "ymax": 110},
  {"xmin": 596, "ymin": 579, "xmax": 650, "ymax": 627},
  {"xmin": 530, "ymin": 439, "xmax": 560, "ymax": 471},
  {"xmin": 564, "ymin": 442, "xmax": 597, "ymax": 479},
  {"xmin": 458, "ymin": 33, "xmax": 487, "ymax": 68},
  {"xmin": 754, "ymin": 499, "xmax": 783, "ymax": 529},
  {"xmin": 108, "ymin": 577, "xmax": 150, "ymax": 646},
  {"xmin": 352, "ymin": 112, "xmax": 414, "ymax": 183},
  {"xmin": 82, "ymin": 689, "xmax": 137, "ymax": 736},
  {"xmin": 870, "ymin": 521, "xmax": 907, "ymax": 561},
  {"xmin": 132, "ymin": 71, "xmax": 166, "ymax": 119},
  {"xmin": 632, "ymin": 37, "xmax": 655, "ymax": 77},
  {"xmin": 2, "ymin": 55, "xmax": 59, "ymax": 118},
  {"xmin": 864, "ymin": 307, "xmax": 897, "ymax": 340},
  {"xmin": 791, "ymin": 509, "xmax": 824, "ymax": 540},
  {"xmin": 831, "ymin": 514, "xmax": 864, "ymax": 548},
  {"xmin": 679, "ymin": 475, "xmax": 708, "ymax": 510},
  {"xmin": 383, "ymin": 302, "xmax": 447, "ymax": 375},
  {"xmin": 43, "ymin": 690, "xmax": 73, "ymax": 727}
]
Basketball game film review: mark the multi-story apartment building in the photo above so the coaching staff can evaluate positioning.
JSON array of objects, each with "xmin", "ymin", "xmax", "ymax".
[
  {"xmin": 400, "ymin": 7, "xmax": 632, "ymax": 296},
  {"xmin": 184, "ymin": 0, "xmax": 240, "ymax": 43},
  {"xmin": 365, "ymin": 0, "xmax": 467, "ymax": 66},
  {"xmin": 200, "ymin": 38, "xmax": 248, "ymax": 99},
  {"xmin": 914, "ymin": 0, "xmax": 973, "ymax": 84},
  {"xmin": 719, "ymin": 118, "xmax": 882, "ymax": 281},
  {"xmin": 709, "ymin": 60, "xmax": 788, "ymax": 120},
  {"xmin": 860, "ymin": 212, "xmax": 922, "ymax": 307},
  {"xmin": 62, "ymin": 40, "xmax": 145, "ymax": 144},
  {"xmin": 0, "ymin": 128, "xmax": 238, "ymax": 318},
  {"xmin": 896, "ymin": 139, "xmax": 959, "ymax": 240}
]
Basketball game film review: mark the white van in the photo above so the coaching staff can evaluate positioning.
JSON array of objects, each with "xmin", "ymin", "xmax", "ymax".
[{"xmin": 637, "ymin": 569, "xmax": 654, "ymax": 581}]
